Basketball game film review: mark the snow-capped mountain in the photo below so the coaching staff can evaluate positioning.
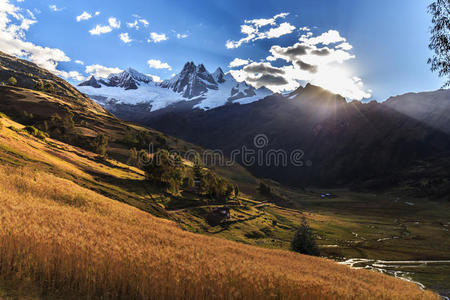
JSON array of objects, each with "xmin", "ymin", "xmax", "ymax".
[
  {"xmin": 77, "ymin": 62, "xmax": 272, "ymax": 112},
  {"xmin": 160, "ymin": 62, "xmax": 218, "ymax": 98}
]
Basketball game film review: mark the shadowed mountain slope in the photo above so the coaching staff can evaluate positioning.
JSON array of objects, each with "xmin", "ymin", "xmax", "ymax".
[{"xmin": 144, "ymin": 84, "xmax": 450, "ymax": 190}]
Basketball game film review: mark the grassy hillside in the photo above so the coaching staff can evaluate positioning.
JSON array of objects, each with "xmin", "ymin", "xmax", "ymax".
[
  {"xmin": 0, "ymin": 117, "xmax": 439, "ymax": 299},
  {"xmin": 0, "ymin": 85, "xmax": 258, "ymax": 193},
  {"xmin": 0, "ymin": 51, "xmax": 99, "ymax": 110}
]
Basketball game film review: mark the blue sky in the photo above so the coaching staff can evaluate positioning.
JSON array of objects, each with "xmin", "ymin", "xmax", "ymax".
[{"xmin": 0, "ymin": 0, "xmax": 444, "ymax": 101}]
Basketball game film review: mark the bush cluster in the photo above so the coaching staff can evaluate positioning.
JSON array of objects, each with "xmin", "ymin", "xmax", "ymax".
[{"xmin": 23, "ymin": 126, "xmax": 49, "ymax": 140}]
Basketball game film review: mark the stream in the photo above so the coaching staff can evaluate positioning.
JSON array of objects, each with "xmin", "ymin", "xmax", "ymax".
[{"xmin": 339, "ymin": 259, "xmax": 450, "ymax": 298}]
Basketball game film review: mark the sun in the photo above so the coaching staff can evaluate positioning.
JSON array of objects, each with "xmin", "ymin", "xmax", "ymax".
[{"xmin": 311, "ymin": 65, "xmax": 371, "ymax": 100}]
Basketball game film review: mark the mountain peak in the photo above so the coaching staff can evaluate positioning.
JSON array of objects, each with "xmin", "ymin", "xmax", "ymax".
[
  {"xmin": 78, "ymin": 75, "xmax": 101, "ymax": 88},
  {"xmin": 290, "ymin": 83, "xmax": 346, "ymax": 106},
  {"xmin": 213, "ymin": 67, "xmax": 226, "ymax": 84},
  {"xmin": 96, "ymin": 67, "xmax": 153, "ymax": 90},
  {"xmin": 121, "ymin": 68, "xmax": 152, "ymax": 82},
  {"xmin": 161, "ymin": 61, "xmax": 217, "ymax": 98},
  {"xmin": 125, "ymin": 67, "xmax": 141, "ymax": 76},
  {"xmin": 181, "ymin": 61, "xmax": 196, "ymax": 73},
  {"xmin": 198, "ymin": 63, "xmax": 207, "ymax": 73}
]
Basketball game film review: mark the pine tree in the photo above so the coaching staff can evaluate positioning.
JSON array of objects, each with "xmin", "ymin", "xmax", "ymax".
[
  {"xmin": 193, "ymin": 155, "xmax": 203, "ymax": 179},
  {"xmin": 291, "ymin": 217, "xmax": 320, "ymax": 256}
]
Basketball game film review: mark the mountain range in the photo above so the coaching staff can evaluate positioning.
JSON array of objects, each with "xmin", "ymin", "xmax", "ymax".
[
  {"xmin": 77, "ymin": 62, "xmax": 272, "ymax": 113},
  {"xmin": 3, "ymin": 49, "xmax": 450, "ymax": 197},
  {"xmin": 76, "ymin": 57, "xmax": 450, "ymax": 194},
  {"xmin": 142, "ymin": 84, "xmax": 450, "ymax": 194}
]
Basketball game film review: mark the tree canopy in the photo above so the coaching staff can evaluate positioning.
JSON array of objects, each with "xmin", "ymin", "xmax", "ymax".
[{"xmin": 428, "ymin": 0, "xmax": 450, "ymax": 87}]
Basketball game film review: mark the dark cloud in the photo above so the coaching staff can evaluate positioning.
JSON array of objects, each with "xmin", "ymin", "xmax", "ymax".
[
  {"xmin": 282, "ymin": 44, "xmax": 310, "ymax": 56},
  {"xmin": 246, "ymin": 74, "xmax": 288, "ymax": 86},
  {"xmin": 270, "ymin": 43, "xmax": 311, "ymax": 60},
  {"xmin": 311, "ymin": 48, "xmax": 330, "ymax": 56},
  {"xmin": 296, "ymin": 60, "xmax": 318, "ymax": 73},
  {"xmin": 243, "ymin": 63, "xmax": 285, "ymax": 75}
]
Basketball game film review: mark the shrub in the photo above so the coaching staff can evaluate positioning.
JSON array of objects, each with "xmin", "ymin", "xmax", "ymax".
[
  {"xmin": 7, "ymin": 76, "xmax": 17, "ymax": 86},
  {"xmin": 234, "ymin": 185, "xmax": 240, "ymax": 199},
  {"xmin": 44, "ymin": 82, "xmax": 55, "ymax": 94},
  {"xmin": 291, "ymin": 217, "xmax": 320, "ymax": 256},
  {"xmin": 23, "ymin": 126, "xmax": 49, "ymax": 140},
  {"xmin": 143, "ymin": 149, "xmax": 184, "ymax": 194},
  {"xmin": 48, "ymin": 112, "xmax": 75, "ymax": 139},
  {"xmin": 120, "ymin": 129, "xmax": 168, "ymax": 151},
  {"xmin": 35, "ymin": 79, "xmax": 44, "ymax": 91},
  {"xmin": 8, "ymin": 126, "xmax": 21, "ymax": 133},
  {"xmin": 127, "ymin": 147, "xmax": 138, "ymax": 166},
  {"xmin": 92, "ymin": 134, "xmax": 109, "ymax": 157},
  {"xmin": 258, "ymin": 182, "xmax": 272, "ymax": 196},
  {"xmin": 198, "ymin": 169, "xmax": 233, "ymax": 201}
]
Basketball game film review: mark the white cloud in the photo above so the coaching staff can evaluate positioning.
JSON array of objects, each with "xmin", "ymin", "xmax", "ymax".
[
  {"xmin": 147, "ymin": 59, "xmax": 171, "ymax": 70},
  {"xmin": 119, "ymin": 32, "xmax": 132, "ymax": 43},
  {"xmin": 88, "ymin": 17, "xmax": 120, "ymax": 35},
  {"xmin": 85, "ymin": 64, "xmax": 122, "ymax": 78},
  {"xmin": 147, "ymin": 74, "xmax": 162, "ymax": 82},
  {"xmin": 148, "ymin": 32, "xmax": 167, "ymax": 43},
  {"xmin": 300, "ymin": 29, "xmax": 346, "ymax": 45},
  {"xmin": 76, "ymin": 11, "xmax": 92, "ymax": 22},
  {"xmin": 127, "ymin": 20, "xmax": 138, "ymax": 28},
  {"xmin": 26, "ymin": 9, "xmax": 35, "ymax": 19},
  {"xmin": 75, "ymin": 60, "xmax": 84, "ymax": 65},
  {"xmin": 256, "ymin": 22, "xmax": 295, "ymax": 40},
  {"xmin": 139, "ymin": 18, "xmax": 149, "ymax": 26},
  {"xmin": 229, "ymin": 58, "xmax": 250, "ymax": 68},
  {"xmin": 245, "ymin": 12, "xmax": 289, "ymax": 28},
  {"xmin": 108, "ymin": 17, "xmax": 120, "ymax": 29},
  {"xmin": 226, "ymin": 13, "xmax": 294, "ymax": 49},
  {"xmin": 0, "ymin": 0, "xmax": 82, "ymax": 81},
  {"xmin": 49, "ymin": 5, "xmax": 63, "ymax": 12},
  {"xmin": 176, "ymin": 33, "xmax": 188, "ymax": 39},
  {"xmin": 95, "ymin": 11, "xmax": 100, "ymax": 16},
  {"xmin": 89, "ymin": 24, "xmax": 112, "ymax": 35},
  {"xmin": 127, "ymin": 16, "xmax": 149, "ymax": 30},
  {"xmin": 64, "ymin": 71, "xmax": 85, "ymax": 81},
  {"xmin": 337, "ymin": 42, "xmax": 353, "ymax": 51},
  {"xmin": 232, "ymin": 29, "xmax": 371, "ymax": 100}
]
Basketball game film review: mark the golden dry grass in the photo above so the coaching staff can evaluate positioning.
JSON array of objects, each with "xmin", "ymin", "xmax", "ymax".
[
  {"xmin": 0, "ymin": 164, "xmax": 439, "ymax": 300},
  {"xmin": 0, "ymin": 116, "xmax": 441, "ymax": 299}
]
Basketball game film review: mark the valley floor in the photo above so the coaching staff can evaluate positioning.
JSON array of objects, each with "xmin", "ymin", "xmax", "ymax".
[{"xmin": 169, "ymin": 187, "xmax": 450, "ymax": 297}]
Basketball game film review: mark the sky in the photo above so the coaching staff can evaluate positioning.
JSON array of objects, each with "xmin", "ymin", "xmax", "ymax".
[{"xmin": 0, "ymin": 0, "xmax": 445, "ymax": 101}]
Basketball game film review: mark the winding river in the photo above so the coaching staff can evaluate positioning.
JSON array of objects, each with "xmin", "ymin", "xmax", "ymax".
[{"xmin": 339, "ymin": 259, "xmax": 450, "ymax": 299}]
